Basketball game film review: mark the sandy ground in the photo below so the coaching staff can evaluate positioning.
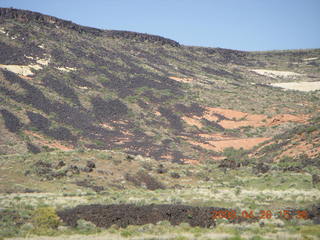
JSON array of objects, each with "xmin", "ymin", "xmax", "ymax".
[
  {"xmin": 0, "ymin": 64, "xmax": 40, "ymax": 76},
  {"xmin": 270, "ymin": 81, "xmax": 320, "ymax": 92},
  {"xmin": 0, "ymin": 56, "xmax": 76, "ymax": 76},
  {"xmin": 187, "ymin": 137, "xmax": 270, "ymax": 152},
  {"xmin": 207, "ymin": 137, "xmax": 271, "ymax": 151},
  {"xmin": 251, "ymin": 69, "xmax": 302, "ymax": 78},
  {"xmin": 0, "ymin": 56, "xmax": 50, "ymax": 76},
  {"xmin": 56, "ymin": 66, "xmax": 77, "ymax": 72},
  {"xmin": 182, "ymin": 107, "xmax": 308, "ymax": 130},
  {"xmin": 169, "ymin": 76, "xmax": 194, "ymax": 83},
  {"xmin": 182, "ymin": 107, "xmax": 309, "ymax": 153}
]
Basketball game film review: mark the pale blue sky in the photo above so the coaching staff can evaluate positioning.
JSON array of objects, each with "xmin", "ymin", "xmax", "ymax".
[{"xmin": 0, "ymin": 0, "xmax": 319, "ymax": 51}]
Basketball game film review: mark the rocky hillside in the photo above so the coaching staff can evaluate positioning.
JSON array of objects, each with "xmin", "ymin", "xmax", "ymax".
[{"xmin": 0, "ymin": 8, "xmax": 319, "ymax": 163}]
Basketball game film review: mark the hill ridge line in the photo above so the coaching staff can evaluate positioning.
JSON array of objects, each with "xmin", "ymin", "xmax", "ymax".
[{"xmin": 0, "ymin": 7, "xmax": 180, "ymax": 47}]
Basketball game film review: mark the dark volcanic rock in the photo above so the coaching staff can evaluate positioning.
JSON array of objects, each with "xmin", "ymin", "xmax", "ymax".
[
  {"xmin": 91, "ymin": 97, "xmax": 128, "ymax": 121},
  {"xmin": 125, "ymin": 171, "xmax": 165, "ymax": 190},
  {"xmin": 0, "ymin": 109, "xmax": 22, "ymax": 132},
  {"xmin": 26, "ymin": 111, "xmax": 50, "ymax": 131},
  {"xmin": 312, "ymin": 174, "xmax": 320, "ymax": 186},
  {"xmin": 57, "ymin": 204, "xmax": 219, "ymax": 228},
  {"xmin": 26, "ymin": 142, "xmax": 41, "ymax": 154},
  {"xmin": 158, "ymin": 107, "xmax": 183, "ymax": 131},
  {"xmin": 252, "ymin": 162, "xmax": 270, "ymax": 174},
  {"xmin": 86, "ymin": 160, "xmax": 96, "ymax": 169},
  {"xmin": 0, "ymin": 8, "xmax": 180, "ymax": 46}
]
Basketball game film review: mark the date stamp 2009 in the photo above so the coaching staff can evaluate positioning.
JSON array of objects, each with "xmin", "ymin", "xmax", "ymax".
[{"xmin": 211, "ymin": 209, "xmax": 309, "ymax": 220}]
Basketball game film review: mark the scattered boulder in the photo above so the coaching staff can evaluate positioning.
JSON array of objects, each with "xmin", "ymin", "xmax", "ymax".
[
  {"xmin": 218, "ymin": 159, "xmax": 240, "ymax": 169},
  {"xmin": 312, "ymin": 174, "xmax": 320, "ymax": 187},
  {"xmin": 309, "ymin": 205, "xmax": 320, "ymax": 224},
  {"xmin": 156, "ymin": 164, "xmax": 167, "ymax": 174},
  {"xmin": 126, "ymin": 155, "xmax": 134, "ymax": 161},
  {"xmin": 56, "ymin": 160, "xmax": 66, "ymax": 168},
  {"xmin": 86, "ymin": 160, "xmax": 96, "ymax": 169},
  {"xmin": 252, "ymin": 162, "xmax": 270, "ymax": 174},
  {"xmin": 68, "ymin": 165, "xmax": 80, "ymax": 175},
  {"xmin": 79, "ymin": 160, "xmax": 96, "ymax": 173},
  {"xmin": 81, "ymin": 167, "xmax": 93, "ymax": 173},
  {"xmin": 26, "ymin": 143, "xmax": 41, "ymax": 154},
  {"xmin": 170, "ymin": 172, "xmax": 180, "ymax": 179},
  {"xmin": 34, "ymin": 160, "xmax": 52, "ymax": 176}
]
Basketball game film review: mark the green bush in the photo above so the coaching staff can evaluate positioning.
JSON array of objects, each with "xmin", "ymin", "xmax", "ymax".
[
  {"xmin": 76, "ymin": 219, "xmax": 97, "ymax": 232},
  {"xmin": 31, "ymin": 207, "xmax": 60, "ymax": 230}
]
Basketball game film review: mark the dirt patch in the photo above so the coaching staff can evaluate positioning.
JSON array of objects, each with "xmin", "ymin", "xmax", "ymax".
[
  {"xmin": 210, "ymin": 138, "xmax": 270, "ymax": 151},
  {"xmin": 214, "ymin": 111, "xmax": 307, "ymax": 129},
  {"xmin": 181, "ymin": 107, "xmax": 309, "ymax": 153},
  {"xmin": 169, "ymin": 76, "xmax": 194, "ymax": 83},
  {"xmin": 199, "ymin": 133, "xmax": 228, "ymax": 140},
  {"xmin": 182, "ymin": 116, "xmax": 203, "ymax": 128},
  {"xmin": 58, "ymin": 204, "xmax": 220, "ymax": 228},
  {"xmin": 182, "ymin": 107, "xmax": 309, "ymax": 130},
  {"xmin": 182, "ymin": 159, "xmax": 200, "ymax": 164},
  {"xmin": 277, "ymin": 130, "xmax": 320, "ymax": 160},
  {"xmin": 24, "ymin": 130, "xmax": 73, "ymax": 151},
  {"xmin": 267, "ymin": 114, "xmax": 308, "ymax": 126},
  {"xmin": 251, "ymin": 69, "xmax": 303, "ymax": 78},
  {"xmin": 270, "ymin": 81, "xmax": 320, "ymax": 92},
  {"xmin": 0, "ymin": 63, "xmax": 40, "ymax": 76},
  {"xmin": 205, "ymin": 107, "xmax": 247, "ymax": 120},
  {"xmin": 187, "ymin": 140, "xmax": 217, "ymax": 151},
  {"xmin": 187, "ymin": 137, "xmax": 270, "ymax": 152}
]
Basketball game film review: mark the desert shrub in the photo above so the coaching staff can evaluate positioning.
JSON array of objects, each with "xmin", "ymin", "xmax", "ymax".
[
  {"xmin": 20, "ymin": 222, "xmax": 34, "ymax": 232},
  {"xmin": 0, "ymin": 209, "xmax": 27, "ymax": 238},
  {"xmin": 223, "ymin": 147, "xmax": 246, "ymax": 159},
  {"xmin": 31, "ymin": 207, "xmax": 60, "ymax": 230},
  {"xmin": 228, "ymin": 235, "xmax": 245, "ymax": 240},
  {"xmin": 172, "ymin": 236, "xmax": 189, "ymax": 240},
  {"xmin": 306, "ymin": 125, "xmax": 318, "ymax": 133},
  {"xmin": 120, "ymin": 229, "xmax": 134, "ymax": 237},
  {"xmin": 76, "ymin": 219, "xmax": 97, "ymax": 232}
]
